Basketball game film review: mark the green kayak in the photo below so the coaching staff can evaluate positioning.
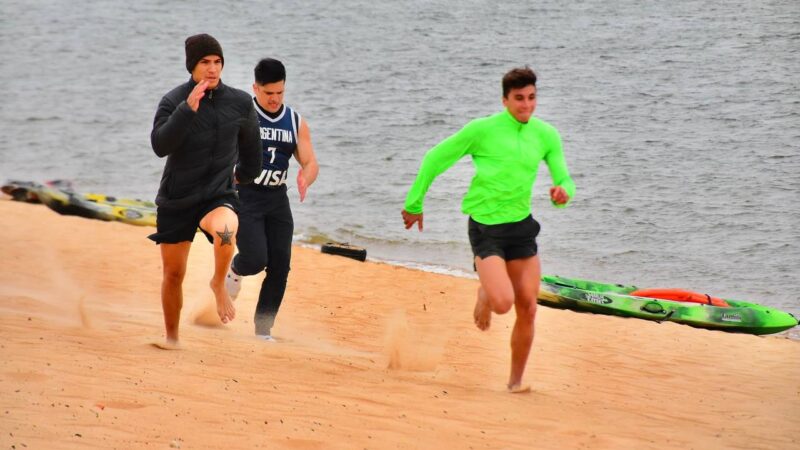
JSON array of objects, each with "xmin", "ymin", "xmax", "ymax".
[{"xmin": 539, "ymin": 275, "xmax": 798, "ymax": 335}]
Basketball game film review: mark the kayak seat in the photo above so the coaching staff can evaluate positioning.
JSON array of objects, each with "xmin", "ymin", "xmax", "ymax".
[{"xmin": 630, "ymin": 289, "xmax": 730, "ymax": 307}]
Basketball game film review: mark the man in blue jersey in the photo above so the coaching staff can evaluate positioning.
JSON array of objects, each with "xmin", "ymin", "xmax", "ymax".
[{"xmin": 226, "ymin": 58, "xmax": 319, "ymax": 340}]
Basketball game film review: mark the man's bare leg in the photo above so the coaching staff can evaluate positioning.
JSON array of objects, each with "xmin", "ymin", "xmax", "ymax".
[
  {"xmin": 159, "ymin": 241, "xmax": 192, "ymax": 346},
  {"xmin": 473, "ymin": 255, "xmax": 515, "ymax": 330},
  {"xmin": 199, "ymin": 206, "xmax": 238, "ymax": 324},
  {"xmin": 505, "ymin": 255, "xmax": 540, "ymax": 392}
]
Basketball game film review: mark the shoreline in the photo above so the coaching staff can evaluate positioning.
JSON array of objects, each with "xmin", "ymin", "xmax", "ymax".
[
  {"xmin": 294, "ymin": 241, "xmax": 800, "ymax": 341},
  {"xmin": 1, "ymin": 198, "xmax": 798, "ymax": 449}
]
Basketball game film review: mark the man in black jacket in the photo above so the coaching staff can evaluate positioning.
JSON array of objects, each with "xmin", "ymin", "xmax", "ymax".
[{"xmin": 149, "ymin": 33, "xmax": 262, "ymax": 348}]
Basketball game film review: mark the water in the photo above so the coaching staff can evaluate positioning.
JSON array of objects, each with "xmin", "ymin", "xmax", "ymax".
[{"xmin": 2, "ymin": 0, "xmax": 798, "ymax": 336}]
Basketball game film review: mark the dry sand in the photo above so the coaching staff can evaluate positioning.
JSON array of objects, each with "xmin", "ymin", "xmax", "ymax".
[{"xmin": 1, "ymin": 199, "xmax": 798, "ymax": 449}]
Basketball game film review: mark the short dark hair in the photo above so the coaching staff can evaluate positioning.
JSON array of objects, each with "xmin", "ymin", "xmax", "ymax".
[
  {"xmin": 502, "ymin": 66, "xmax": 537, "ymax": 98},
  {"xmin": 254, "ymin": 58, "xmax": 286, "ymax": 85}
]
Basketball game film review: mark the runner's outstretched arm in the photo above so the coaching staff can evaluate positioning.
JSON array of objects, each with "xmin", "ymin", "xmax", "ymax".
[
  {"xmin": 403, "ymin": 121, "xmax": 478, "ymax": 215},
  {"xmin": 542, "ymin": 127, "xmax": 575, "ymax": 207},
  {"xmin": 293, "ymin": 119, "xmax": 319, "ymax": 202}
]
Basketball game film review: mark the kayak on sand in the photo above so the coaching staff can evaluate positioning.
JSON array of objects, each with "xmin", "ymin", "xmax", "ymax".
[
  {"xmin": 538, "ymin": 274, "xmax": 798, "ymax": 335},
  {"xmin": 2, "ymin": 180, "xmax": 156, "ymax": 227}
]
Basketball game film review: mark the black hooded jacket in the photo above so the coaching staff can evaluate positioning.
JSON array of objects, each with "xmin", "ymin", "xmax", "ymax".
[{"xmin": 151, "ymin": 78, "xmax": 262, "ymax": 210}]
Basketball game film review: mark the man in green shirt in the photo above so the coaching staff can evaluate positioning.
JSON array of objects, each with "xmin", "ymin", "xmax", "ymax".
[{"xmin": 402, "ymin": 66, "xmax": 575, "ymax": 392}]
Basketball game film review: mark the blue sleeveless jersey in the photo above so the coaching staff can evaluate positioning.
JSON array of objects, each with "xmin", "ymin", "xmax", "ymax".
[{"xmin": 249, "ymin": 101, "xmax": 301, "ymax": 190}]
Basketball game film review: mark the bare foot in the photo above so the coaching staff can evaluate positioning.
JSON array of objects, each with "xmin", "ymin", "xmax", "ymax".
[
  {"xmin": 151, "ymin": 340, "xmax": 181, "ymax": 350},
  {"xmin": 507, "ymin": 383, "xmax": 532, "ymax": 394},
  {"xmin": 473, "ymin": 290, "xmax": 491, "ymax": 331},
  {"xmin": 210, "ymin": 281, "xmax": 235, "ymax": 324}
]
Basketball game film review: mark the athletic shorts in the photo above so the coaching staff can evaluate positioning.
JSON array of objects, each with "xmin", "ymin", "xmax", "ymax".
[
  {"xmin": 148, "ymin": 194, "xmax": 239, "ymax": 244},
  {"xmin": 468, "ymin": 214, "xmax": 540, "ymax": 262}
]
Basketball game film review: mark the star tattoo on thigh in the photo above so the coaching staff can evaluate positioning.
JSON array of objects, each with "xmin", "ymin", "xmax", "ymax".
[{"xmin": 216, "ymin": 224, "xmax": 233, "ymax": 246}]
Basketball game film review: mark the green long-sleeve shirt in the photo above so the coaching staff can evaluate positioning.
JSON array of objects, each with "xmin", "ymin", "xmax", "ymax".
[{"xmin": 404, "ymin": 109, "xmax": 575, "ymax": 225}]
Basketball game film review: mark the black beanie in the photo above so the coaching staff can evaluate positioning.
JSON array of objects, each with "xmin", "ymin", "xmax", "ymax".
[{"xmin": 185, "ymin": 33, "xmax": 224, "ymax": 73}]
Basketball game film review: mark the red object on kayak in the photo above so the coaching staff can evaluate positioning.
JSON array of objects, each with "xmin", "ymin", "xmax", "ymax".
[{"xmin": 629, "ymin": 289, "xmax": 731, "ymax": 307}]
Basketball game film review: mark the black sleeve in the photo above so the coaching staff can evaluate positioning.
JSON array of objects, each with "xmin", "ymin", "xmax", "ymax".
[
  {"xmin": 150, "ymin": 96, "xmax": 196, "ymax": 158},
  {"xmin": 235, "ymin": 105, "xmax": 263, "ymax": 185}
]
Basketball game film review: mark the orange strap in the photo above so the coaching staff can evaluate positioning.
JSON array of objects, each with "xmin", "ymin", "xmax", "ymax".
[{"xmin": 630, "ymin": 288, "xmax": 730, "ymax": 307}]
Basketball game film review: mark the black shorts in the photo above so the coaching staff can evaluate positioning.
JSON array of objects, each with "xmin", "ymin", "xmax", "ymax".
[
  {"xmin": 468, "ymin": 214, "xmax": 540, "ymax": 262},
  {"xmin": 148, "ymin": 194, "xmax": 240, "ymax": 244}
]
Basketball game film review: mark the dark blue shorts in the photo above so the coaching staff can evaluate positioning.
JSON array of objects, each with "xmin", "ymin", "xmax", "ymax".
[{"xmin": 468, "ymin": 214, "xmax": 540, "ymax": 262}]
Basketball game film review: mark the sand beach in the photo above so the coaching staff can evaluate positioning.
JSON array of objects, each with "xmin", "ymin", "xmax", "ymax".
[{"xmin": 1, "ymin": 199, "xmax": 798, "ymax": 449}]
